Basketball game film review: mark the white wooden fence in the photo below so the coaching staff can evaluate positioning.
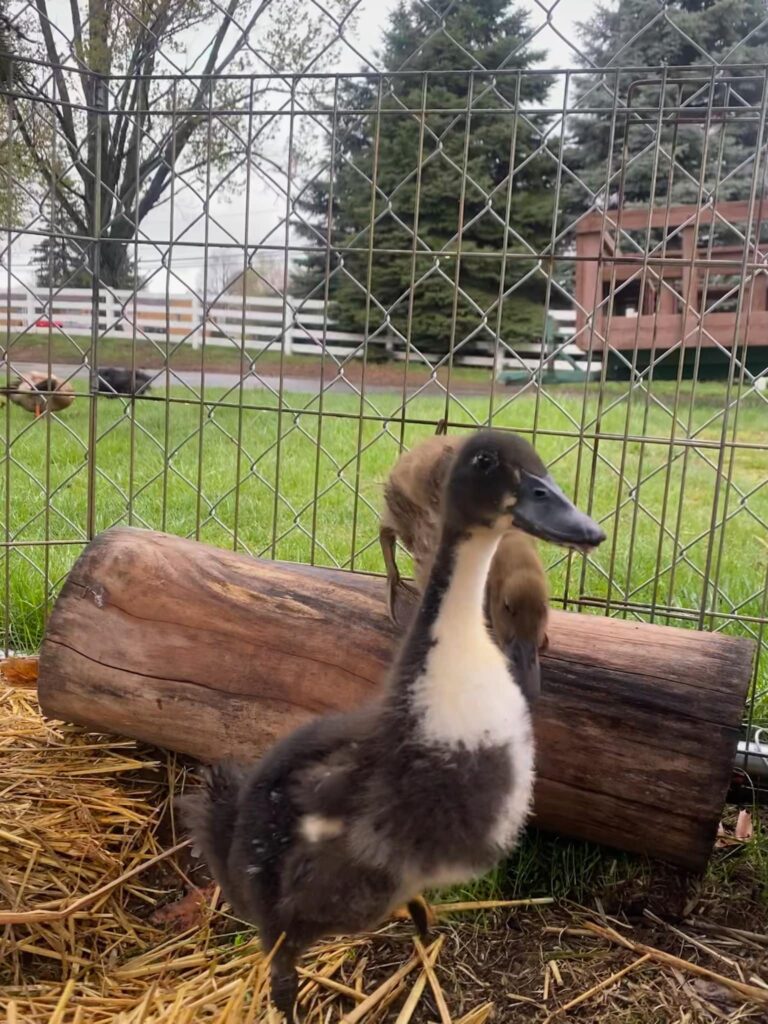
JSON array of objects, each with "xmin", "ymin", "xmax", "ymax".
[{"xmin": 0, "ymin": 287, "xmax": 599, "ymax": 374}]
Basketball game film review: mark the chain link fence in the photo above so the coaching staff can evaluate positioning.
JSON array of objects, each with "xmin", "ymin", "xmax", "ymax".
[{"xmin": 1, "ymin": 0, "xmax": 767, "ymax": 739}]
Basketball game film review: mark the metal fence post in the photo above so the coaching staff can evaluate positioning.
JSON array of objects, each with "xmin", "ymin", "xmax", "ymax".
[{"xmin": 85, "ymin": 74, "xmax": 108, "ymax": 541}]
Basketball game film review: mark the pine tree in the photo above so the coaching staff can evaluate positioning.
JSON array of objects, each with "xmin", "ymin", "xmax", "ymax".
[
  {"xmin": 565, "ymin": 0, "xmax": 768, "ymax": 214},
  {"xmin": 32, "ymin": 208, "xmax": 135, "ymax": 290},
  {"xmin": 295, "ymin": 0, "xmax": 555, "ymax": 355},
  {"xmin": 32, "ymin": 215, "xmax": 93, "ymax": 290}
]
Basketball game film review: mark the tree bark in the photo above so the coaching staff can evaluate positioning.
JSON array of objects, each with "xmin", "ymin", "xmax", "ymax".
[{"xmin": 38, "ymin": 527, "xmax": 755, "ymax": 871}]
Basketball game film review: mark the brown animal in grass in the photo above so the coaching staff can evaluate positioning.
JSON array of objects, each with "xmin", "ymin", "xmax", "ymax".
[{"xmin": 4, "ymin": 372, "xmax": 75, "ymax": 417}]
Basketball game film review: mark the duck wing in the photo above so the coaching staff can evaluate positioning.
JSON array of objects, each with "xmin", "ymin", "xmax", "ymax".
[{"xmin": 230, "ymin": 705, "xmax": 377, "ymax": 870}]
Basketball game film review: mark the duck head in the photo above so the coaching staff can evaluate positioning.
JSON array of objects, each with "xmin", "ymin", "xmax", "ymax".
[{"xmin": 445, "ymin": 429, "xmax": 606, "ymax": 551}]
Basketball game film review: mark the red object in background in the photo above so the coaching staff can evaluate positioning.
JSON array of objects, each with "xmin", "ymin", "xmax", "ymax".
[{"xmin": 34, "ymin": 318, "xmax": 64, "ymax": 328}]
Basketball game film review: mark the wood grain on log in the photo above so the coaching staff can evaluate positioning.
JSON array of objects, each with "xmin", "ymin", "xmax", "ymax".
[{"xmin": 38, "ymin": 527, "xmax": 755, "ymax": 870}]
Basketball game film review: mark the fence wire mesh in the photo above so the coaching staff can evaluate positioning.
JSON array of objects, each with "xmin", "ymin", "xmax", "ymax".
[{"xmin": 1, "ymin": 0, "xmax": 767, "ymax": 736}]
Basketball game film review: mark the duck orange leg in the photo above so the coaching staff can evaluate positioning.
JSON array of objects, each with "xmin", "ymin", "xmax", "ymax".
[{"xmin": 392, "ymin": 895, "xmax": 435, "ymax": 939}]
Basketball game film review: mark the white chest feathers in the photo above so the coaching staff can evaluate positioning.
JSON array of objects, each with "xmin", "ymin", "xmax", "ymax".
[{"xmin": 412, "ymin": 622, "xmax": 529, "ymax": 748}]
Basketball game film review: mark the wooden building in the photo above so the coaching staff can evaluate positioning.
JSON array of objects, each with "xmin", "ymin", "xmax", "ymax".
[{"xmin": 573, "ymin": 200, "xmax": 768, "ymax": 379}]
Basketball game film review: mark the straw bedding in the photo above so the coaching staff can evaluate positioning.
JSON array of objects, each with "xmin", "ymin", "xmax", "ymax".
[{"xmin": 2, "ymin": 683, "xmax": 767, "ymax": 1024}]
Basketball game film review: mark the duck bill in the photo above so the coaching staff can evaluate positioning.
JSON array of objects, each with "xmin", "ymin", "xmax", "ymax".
[
  {"xmin": 507, "ymin": 638, "xmax": 541, "ymax": 704},
  {"xmin": 510, "ymin": 471, "xmax": 606, "ymax": 551}
]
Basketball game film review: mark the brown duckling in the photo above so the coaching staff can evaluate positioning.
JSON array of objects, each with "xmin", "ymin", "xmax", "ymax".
[
  {"xmin": 379, "ymin": 433, "xmax": 457, "ymax": 608},
  {"xmin": 4, "ymin": 371, "xmax": 75, "ymax": 417},
  {"xmin": 179, "ymin": 430, "xmax": 605, "ymax": 1020},
  {"xmin": 380, "ymin": 431, "xmax": 550, "ymax": 702},
  {"xmin": 486, "ymin": 529, "xmax": 550, "ymax": 695}
]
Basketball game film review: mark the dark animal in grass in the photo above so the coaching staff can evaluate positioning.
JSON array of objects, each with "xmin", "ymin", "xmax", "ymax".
[
  {"xmin": 380, "ymin": 431, "xmax": 551, "ymax": 704},
  {"xmin": 2, "ymin": 371, "xmax": 75, "ymax": 417},
  {"xmin": 97, "ymin": 368, "xmax": 152, "ymax": 397},
  {"xmin": 178, "ymin": 429, "xmax": 605, "ymax": 1021}
]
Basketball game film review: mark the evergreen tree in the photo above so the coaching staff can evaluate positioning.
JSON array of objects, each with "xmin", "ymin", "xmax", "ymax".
[
  {"xmin": 565, "ymin": 0, "xmax": 768, "ymax": 214},
  {"xmin": 32, "ymin": 205, "xmax": 136, "ymax": 290},
  {"xmin": 295, "ymin": 0, "xmax": 555, "ymax": 354},
  {"xmin": 32, "ymin": 211, "xmax": 93, "ymax": 290}
]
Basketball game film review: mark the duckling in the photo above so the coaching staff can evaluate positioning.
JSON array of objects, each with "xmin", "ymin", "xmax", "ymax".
[
  {"xmin": 486, "ymin": 530, "xmax": 550, "ymax": 699},
  {"xmin": 379, "ymin": 433, "xmax": 458, "ymax": 615},
  {"xmin": 179, "ymin": 430, "xmax": 605, "ymax": 1020},
  {"xmin": 380, "ymin": 432, "xmax": 550, "ymax": 702},
  {"xmin": 97, "ymin": 367, "xmax": 152, "ymax": 397},
  {"xmin": 3, "ymin": 371, "xmax": 75, "ymax": 417}
]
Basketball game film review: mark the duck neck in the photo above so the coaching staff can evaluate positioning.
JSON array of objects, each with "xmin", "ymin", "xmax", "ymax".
[
  {"xmin": 393, "ymin": 524, "xmax": 502, "ymax": 690},
  {"xmin": 432, "ymin": 526, "xmax": 500, "ymax": 631}
]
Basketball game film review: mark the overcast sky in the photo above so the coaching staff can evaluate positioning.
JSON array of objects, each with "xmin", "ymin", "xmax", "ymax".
[
  {"xmin": 179, "ymin": 0, "xmax": 590, "ymax": 296},
  {"xmin": 9, "ymin": 0, "xmax": 592, "ymax": 294}
]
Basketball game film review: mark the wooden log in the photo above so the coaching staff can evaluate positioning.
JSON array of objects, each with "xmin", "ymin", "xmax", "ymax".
[{"xmin": 38, "ymin": 527, "xmax": 755, "ymax": 871}]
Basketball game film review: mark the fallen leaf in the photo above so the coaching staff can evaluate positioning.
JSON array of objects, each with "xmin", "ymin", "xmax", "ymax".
[
  {"xmin": 150, "ymin": 884, "xmax": 216, "ymax": 931},
  {"xmin": 0, "ymin": 655, "xmax": 39, "ymax": 689},
  {"xmin": 735, "ymin": 809, "xmax": 754, "ymax": 841}
]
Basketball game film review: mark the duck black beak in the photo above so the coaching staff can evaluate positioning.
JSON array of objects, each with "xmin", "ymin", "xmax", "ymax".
[
  {"xmin": 509, "ymin": 471, "xmax": 606, "ymax": 551},
  {"xmin": 507, "ymin": 638, "xmax": 541, "ymax": 704}
]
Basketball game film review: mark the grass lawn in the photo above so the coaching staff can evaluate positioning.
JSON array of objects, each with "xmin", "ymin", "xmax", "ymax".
[{"xmin": 1, "ymin": 377, "xmax": 766, "ymax": 713}]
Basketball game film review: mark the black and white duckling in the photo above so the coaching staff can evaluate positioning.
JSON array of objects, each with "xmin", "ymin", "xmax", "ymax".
[
  {"xmin": 380, "ymin": 431, "xmax": 551, "ymax": 701},
  {"xmin": 179, "ymin": 430, "xmax": 605, "ymax": 1020}
]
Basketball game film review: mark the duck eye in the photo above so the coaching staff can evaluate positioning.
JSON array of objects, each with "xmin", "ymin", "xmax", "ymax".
[
  {"xmin": 471, "ymin": 450, "xmax": 498, "ymax": 473},
  {"xmin": 532, "ymin": 485, "xmax": 548, "ymax": 500}
]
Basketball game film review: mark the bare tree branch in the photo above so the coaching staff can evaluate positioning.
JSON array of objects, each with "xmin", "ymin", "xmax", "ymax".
[
  {"xmin": 68, "ymin": 0, "xmax": 82, "ymax": 48},
  {"xmin": 133, "ymin": 0, "xmax": 273, "ymax": 189},
  {"xmin": 11, "ymin": 0, "xmax": 345, "ymax": 284},
  {"xmin": 13, "ymin": 107, "xmax": 89, "ymax": 234},
  {"xmin": 121, "ymin": 0, "xmax": 270, "ymax": 225},
  {"xmin": 32, "ymin": 0, "xmax": 87, "ymax": 185}
]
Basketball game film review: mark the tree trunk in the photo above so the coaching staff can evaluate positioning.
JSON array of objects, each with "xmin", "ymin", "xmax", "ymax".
[
  {"xmin": 98, "ymin": 236, "xmax": 134, "ymax": 289},
  {"xmin": 37, "ymin": 527, "xmax": 755, "ymax": 871}
]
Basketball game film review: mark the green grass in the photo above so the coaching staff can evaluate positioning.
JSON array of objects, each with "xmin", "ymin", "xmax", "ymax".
[
  {"xmin": 437, "ymin": 817, "xmax": 768, "ymax": 918},
  {"xmin": 440, "ymin": 818, "xmax": 768, "ymax": 903},
  {"xmin": 4, "ymin": 332, "xmax": 358, "ymax": 375},
  {"xmin": 1, "ymin": 378, "xmax": 766, "ymax": 714}
]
